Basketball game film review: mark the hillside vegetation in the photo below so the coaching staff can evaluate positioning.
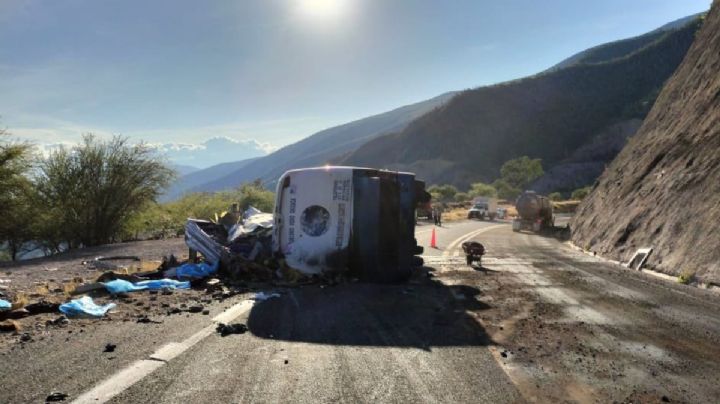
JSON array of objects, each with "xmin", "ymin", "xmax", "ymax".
[
  {"xmin": 571, "ymin": 4, "xmax": 720, "ymax": 284},
  {"xmin": 548, "ymin": 13, "xmax": 702, "ymax": 71},
  {"xmin": 340, "ymin": 17, "xmax": 702, "ymax": 189}
]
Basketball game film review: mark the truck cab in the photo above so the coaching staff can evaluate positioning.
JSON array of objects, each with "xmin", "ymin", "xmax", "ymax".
[{"xmin": 467, "ymin": 197, "xmax": 498, "ymax": 220}]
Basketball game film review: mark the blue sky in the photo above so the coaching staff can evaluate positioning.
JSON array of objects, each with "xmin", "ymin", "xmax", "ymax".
[{"xmin": 0, "ymin": 0, "xmax": 711, "ymax": 167}]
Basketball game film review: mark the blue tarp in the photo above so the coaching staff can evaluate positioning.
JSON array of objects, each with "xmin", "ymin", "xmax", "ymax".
[
  {"xmin": 0, "ymin": 299, "xmax": 11, "ymax": 311},
  {"xmin": 59, "ymin": 296, "xmax": 116, "ymax": 317},
  {"xmin": 104, "ymin": 279, "xmax": 145, "ymax": 294},
  {"xmin": 104, "ymin": 279, "xmax": 190, "ymax": 294},
  {"xmin": 136, "ymin": 279, "xmax": 191, "ymax": 290},
  {"xmin": 174, "ymin": 261, "xmax": 219, "ymax": 280}
]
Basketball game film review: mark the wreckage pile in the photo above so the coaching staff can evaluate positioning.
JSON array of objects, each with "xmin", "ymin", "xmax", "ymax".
[
  {"xmin": 0, "ymin": 205, "xmax": 305, "ymax": 341},
  {"xmin": 185, "ymin": 205, "xmax": 315, "ymax": 284}
]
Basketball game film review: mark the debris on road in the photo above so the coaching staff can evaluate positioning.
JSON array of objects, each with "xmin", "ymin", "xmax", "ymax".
[
  {"xmin": 25, "ymin": 300, "xmax": 60, "ymax": 315},
  {"xmin": 1, "ymin": 308, "xmax": 30, "ymax": 320},
  {"xmin": 0, "ymin": 319, "xmax": 22, "ymax": 333},
  {"xmin": 188, "ymin": 305, "xmax": 204, "ymax": 313},
  {"xmin": 103, "ymin": 343, "xmax": 116, "ymax": 352},
  {"xmin": 183, "ymin": 205, "xmax": 274, "ymax": 280},
  {"xmin": 87, "ymin": 255, "xmax": 141, "ymax": 271},
  {"xmin": 136, "ymin": 315, "xmax": 162, "ymax": 324},
  {"xmin": 45, "ymin": 392, "xmax": 68, "ymax": 402},
  {"xmin": 185, "ymin": 219, "xmax": 229, "ymax": 265},
  {"xmin": 462, "ymin": 241, "xmax": 485, "ymax": 266},
  {"xmin": 216, "ymin": 322, "xmax": 248, "ymax": 336},
  {"xmin": 167, "ymin": 261, "xmax": 218, "ymax": 280},
  {"xmin": 45, "ymin": 316, "xmax": 69, "ymax": 328},
  {"xmin": 58, "ymin": 296, "xmax": 116, "ymax": 318},
  {"xmin": 70, "ymin": 282, "xmax": 106, "ymax": 295},
  {"xmin": 103, "ymin": 278, "xmax": 190, "ymax": 294},
  {"xmin": 0, "ymin": 299, "xmax": 10, "ymax": 311}
]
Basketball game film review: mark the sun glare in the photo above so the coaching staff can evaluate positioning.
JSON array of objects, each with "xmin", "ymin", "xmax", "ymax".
[{"xmin": 298, "ymin": 0, "xmax": 348, "ymax": 20}]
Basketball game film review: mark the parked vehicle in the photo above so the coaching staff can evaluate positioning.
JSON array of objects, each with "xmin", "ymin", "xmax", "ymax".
[
  {"xmin": 467, "ymin": 197, "xmax": 498, "ymax": 220},
  {"xmin": 496, "ymin": 207, "xmax": 507, "ymax": 219},
  {"xmin": 512, "ymin": 191, "xmax": 554, "ymax": 232},
  {"xmin": 272, "ymin": 167, "xmax": 428, "ymax": 283},
  {"xmin": 416, "ymin": 200, "xmax": 433, "ymax": 220}
]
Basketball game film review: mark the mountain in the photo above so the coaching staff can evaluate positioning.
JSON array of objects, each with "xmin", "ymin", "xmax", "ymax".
[
  {"xmin": 161, "ymin": 157, "xmax": 259, "ymax": 202},
  {"xmin": 155, "ymin": 137, "xmax": 271, "ymax": 169},
  {"xmin": 571, "ymin": 6, "xmax": 720, "ymax": 284},
  {"xmin": 339, "ymin": 15, "xmax": 703, "ymax": 189},
  {"xmin": 171, "ymin": 164, "xmax": 200, "ymax": 176},
  {"xmin": 529, "ymin": 119, "xmax": 643, "ymax": 194},
  {"xmin": 182, "ymin": 92, "xmax": 456, "ymax": 195},
  {"xmin": 548, "ymin": 13, "xmax": 703, "ymax": 72}
]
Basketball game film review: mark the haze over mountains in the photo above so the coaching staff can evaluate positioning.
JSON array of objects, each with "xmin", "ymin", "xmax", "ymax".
[
  {"xmin": 163, "ymin": 92, "xmax": 456, "ymax": 200},
  {"xmin": 164, "ymin": 13, "xmax": 703, "ymax": 200},
  {"xmin": 157, "ymin": 136, "xmax": 272, "ymax": 169}
]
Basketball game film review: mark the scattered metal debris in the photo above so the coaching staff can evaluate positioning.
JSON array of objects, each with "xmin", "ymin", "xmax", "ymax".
[
  {"xmin": 45, "ymin": 392, "xmax": 68, "ymax": 402},
  {"xmin": 216, "ymin": 323, "xmax": 248, "ymax": 336},
  {"xmin": 625, "ymin": 247, "xmax": 653, "ymax": 270},
  {"xmin": 87, "ymin": 256, "xmax": 141, "ymax": 271}
]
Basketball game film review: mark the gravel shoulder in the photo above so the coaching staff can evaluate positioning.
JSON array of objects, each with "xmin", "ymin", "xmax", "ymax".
[{"xmin": 457, "ymin": 226, "xmax": 720, "ymax": 403}]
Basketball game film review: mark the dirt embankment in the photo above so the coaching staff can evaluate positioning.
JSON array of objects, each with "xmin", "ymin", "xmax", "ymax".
[{"xmin": 571, "ymin": 2, "xmax": 720, "ymax": 284}]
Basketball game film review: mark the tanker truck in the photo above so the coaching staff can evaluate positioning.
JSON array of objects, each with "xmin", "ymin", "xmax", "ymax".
[{"xmin": 512, "ymin": 191, "xmax": 554, "ymax": 233}]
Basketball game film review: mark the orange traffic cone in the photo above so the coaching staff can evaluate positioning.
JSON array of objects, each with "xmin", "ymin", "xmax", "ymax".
[{"xmin": 430, "ymin": 227, "xmax": 437, "ymax": 249}]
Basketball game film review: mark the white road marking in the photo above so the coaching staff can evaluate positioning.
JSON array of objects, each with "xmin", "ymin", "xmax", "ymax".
[
  {"xmin": 213, "ymin": 300, "xmax": 254, "ymax": 324},
  {"xmin": 72, "ymin": 299, "xmax": 255, "ymax": 404},
  {"xmin": 72, "ymin": 360, "xmax": 165, "ymax": 404},
  {"xmin": 149, "ymin": 342, "xmax": 189, "ymax": 362}
]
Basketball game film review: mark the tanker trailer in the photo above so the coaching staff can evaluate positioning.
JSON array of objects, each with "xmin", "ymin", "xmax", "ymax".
[{"xmin": 512, "ymin": 191, "xmax": 554, "ymax": 232}]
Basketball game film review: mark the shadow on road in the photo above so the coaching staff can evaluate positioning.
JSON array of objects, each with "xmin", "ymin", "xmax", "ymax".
[
  {"xmin": 246, "ymin": 273, "xmax": 494, "ymax": 350},
  {"xmin": 470, "ymin": 265, "xmax": 498, "ymax": 274}
]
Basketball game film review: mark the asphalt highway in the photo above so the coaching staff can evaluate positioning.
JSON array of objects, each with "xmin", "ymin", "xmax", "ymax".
[{"xmin": 2, "ymin": 218, "xmax": 719, "ymax": 403}]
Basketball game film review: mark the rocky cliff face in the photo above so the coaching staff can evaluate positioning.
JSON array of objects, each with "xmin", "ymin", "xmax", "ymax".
[{"xmin": 571, "ymin": 2, "xmax": 720, "ymax": 284}]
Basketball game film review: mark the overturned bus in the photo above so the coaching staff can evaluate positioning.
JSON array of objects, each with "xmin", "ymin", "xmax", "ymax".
[{"xmin": 272, "ymin": 167, "xmax": 429, "ymax": 283}]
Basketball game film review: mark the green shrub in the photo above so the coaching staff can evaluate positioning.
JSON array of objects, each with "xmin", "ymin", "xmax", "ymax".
[
  {"xmin": 35, "ymin": 135, "xmax": 175, "ymax": 247},
  {"xmin": 427, "ymin": 184, "xmax": 458, "ymax": 201},
  {"xmin": 492, "ymin": 179, "xmax": 520, "ymax": 201},
  {"xmin": 549, "ymin": 192, "xmax": 563, "ymax": 201},
  {"xmin": 454, "ymin": 192, "xmax": 470, "ymax": 202},
  {"xmin": 500, "ymin": 156, "xmax": 544, "ymax": 190},
  {"xmin": 677, "ymin": 269, "xmax": 695, "ymax": 285},
  {"xmin": 123, "ymin": 182, "xmax": 276, "ymax": 239},
  {"xmin": 571, "ymin": 186, "xmax": 592, "ymax": 200},
  {"xmin": 468, "ymin": 182, "xmax": 497, "ymax": 198}
]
